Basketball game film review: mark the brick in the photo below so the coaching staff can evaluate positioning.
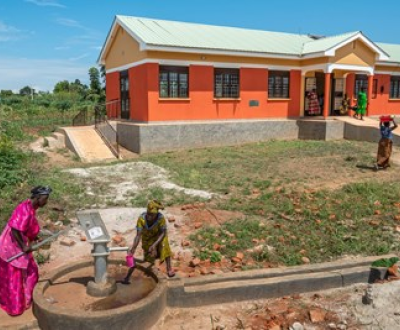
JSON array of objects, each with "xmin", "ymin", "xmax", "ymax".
[
  {"xmin": 60, "ymin": 238, "xmax": 75, "ymax": 247},
  {"xmin": 309, "ymin": 309, "xmax": 326, "ymax": 323}
]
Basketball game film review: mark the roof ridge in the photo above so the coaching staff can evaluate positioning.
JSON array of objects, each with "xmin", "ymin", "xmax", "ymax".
[
  {"xmin": 301, "ymin": 31, "xmax": 361, "ymax": 55},
  {"xmin": 302, "ymin": 31, "xmax": 360, "ymax": 46},
  {"xmin": 117, "ymin": 15, "xmax": 312, "ymax": 38}
]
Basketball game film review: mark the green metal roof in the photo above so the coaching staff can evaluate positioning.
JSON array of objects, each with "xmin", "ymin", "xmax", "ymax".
[
  {"xmin": 376, "ymin": 43, "xmax": 400, "ymax": 63},
  {"xmin": 106, "ymin": 16, "xmax": 398, "ymax": 63},
  {"xmin": 117, "ymin": 15, "xmax": 312, "ymax": 56},
  {"xmin": 302, "ymin": 31, "xmax": 359, "ymax": 54}
]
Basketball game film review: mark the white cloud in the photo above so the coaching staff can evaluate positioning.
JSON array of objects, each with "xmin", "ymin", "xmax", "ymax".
[
  {"xmin": 69, "ymin": 53, "xmax": 90, "ymax": 61},
  {"xmin": 55, "ymin": 46, "xmax": 70, "ymax": 50},
  {"xmin": 56, "ymin": 18, "xmax": 83, "ymax": 28},
  {"xmin": 0, "ymin": 58, "xmax": 90, "ymax": 92},
  {"xmin": 0, "ymin": 21, "xmax": 23, "ymax": 42},
  {"xmin": 25, "ymin": 0, "xmax": 65, "ymax": 8}
]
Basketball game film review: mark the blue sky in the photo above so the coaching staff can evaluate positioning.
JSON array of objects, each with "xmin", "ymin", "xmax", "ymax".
[{"xmin": 1, "ymin": 0, "xmax": 400, "ymax": 92}]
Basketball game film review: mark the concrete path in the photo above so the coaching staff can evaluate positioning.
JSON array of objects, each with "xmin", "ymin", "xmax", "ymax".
[
  {"xmin": 335, "ymin": 116, "xmax": 380, "ymax": 127},
  {"xmin": 336, "ymin": 115, "xmax": 400, "ymax": 135},
  {"xmin": 62, "ymin": 126, "xmax": 116, "ymax": 163}
]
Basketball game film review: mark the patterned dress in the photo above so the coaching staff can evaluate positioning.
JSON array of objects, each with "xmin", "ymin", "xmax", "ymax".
[
  {"xmin": 377, "ymin": 125, "xmax": 393, "ymax": 168},
  {"xmin": 0, "ymin": 200, "xmax": 40, "ymax": 316},
  {"xmin": 307, "ymin": 91, "xmax": 321, "ymax": 115},
  {"xmin": 136, "ymin": 212, "xmax": 172, "ymax": 263}
]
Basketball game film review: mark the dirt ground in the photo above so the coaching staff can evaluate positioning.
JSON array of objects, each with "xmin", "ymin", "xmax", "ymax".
[
  {"xmin": 14, "ymin": 138, "xmax": 400, "ymax": 329},
  {"xmin": 150, "ymin": 278, "xmax": 400, "ymax": 330}
]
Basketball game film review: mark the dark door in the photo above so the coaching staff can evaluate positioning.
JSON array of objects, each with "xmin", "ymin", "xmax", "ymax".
[
  {"xmin": 331, "ymin": 77, "xmax": 345, "ymax": 115},
  {"xmin": 315, "ymin": 72, "xmax": 325, "ymax": 112},
  {"xmin": 120, "ymin": 70, "xmax": 130, "ymax": 120}
]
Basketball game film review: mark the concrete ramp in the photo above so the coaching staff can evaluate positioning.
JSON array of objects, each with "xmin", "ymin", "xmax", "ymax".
[{"xmin": 61, "ymin": 126, "xmax": 116, "ymax": 163}]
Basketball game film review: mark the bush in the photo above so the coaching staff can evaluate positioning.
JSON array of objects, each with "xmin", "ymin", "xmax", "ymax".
[
  {"xmin": 0, "ymin": 120, "xmax": 28, "ymax": 141},
  {"xmin": 2, "ymin": 96, "xmax": 23, "ymax": 106},
  {"xmin": 0, "ymin": 135, "xmax": 28, "ymax": 189}
]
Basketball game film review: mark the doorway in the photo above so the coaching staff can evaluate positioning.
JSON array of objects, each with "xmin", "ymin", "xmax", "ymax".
[
  {"xmin": 330, "ymin": 77, "xmax": 345, "ymax": 115},
  {"xmin": 120, "ymin": 70, "xmax": 130, "ymax": 120},
  {"xmin": 304, "ymin": 72, "xmax": 325, "ymax": 116}
]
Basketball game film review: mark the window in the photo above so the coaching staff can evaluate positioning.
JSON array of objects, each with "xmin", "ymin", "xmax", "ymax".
[
  {"xmin": 120, "ymin": 70, "xmax": 130, "ymax": 119},
  {"xmin": 354, "ymin": 74, "xmax": 368, "ymax": 98},
  {"xmin": 268, "ymin": 71, "xmax": 290, "ymax": 99},
  {"xmin": 390, "ymin": 76, "xmax": 400, "ymax": 99},
  {"xmin": 159, "ymin": 66, "xmax": 189, "ymax": 98},
  {"xmin": 214, "ymin": 68, "xmax": 240, "ymax": 98}
]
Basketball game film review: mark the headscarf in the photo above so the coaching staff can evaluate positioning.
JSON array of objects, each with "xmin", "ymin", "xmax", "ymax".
[
  {"xmin": 147, "ymin": 200, "xmax": 164, "ymax": 214},
  {"xmin": 31, "ymin": 186, "xmax": 52, "ymax": 198}
]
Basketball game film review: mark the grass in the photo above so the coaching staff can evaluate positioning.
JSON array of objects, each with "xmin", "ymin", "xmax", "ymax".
[
  {"xmin": 142, "ymin": 140, "xmax": 400, "ymax": 266},
  {"xmin": 0, "ymin": 152, "xmax": 96, "ymax": 229},
  {"xmin": 2, "ymin": 131, "xmax": 400, "ymax": 268}
]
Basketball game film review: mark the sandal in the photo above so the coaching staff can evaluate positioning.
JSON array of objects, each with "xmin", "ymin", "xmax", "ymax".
[
  {"xmin": 167, "ymin": 270, "xmax": 176, "ymax": 278},
  {"xmin": 120, "ymin": 279, "xmax": 131, "ymax": 285}
]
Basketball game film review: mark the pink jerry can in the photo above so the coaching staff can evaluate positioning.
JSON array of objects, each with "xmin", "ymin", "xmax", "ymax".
[{"xmin": 126, "ymin": 255, "xmax": 135, "ymax": 268}]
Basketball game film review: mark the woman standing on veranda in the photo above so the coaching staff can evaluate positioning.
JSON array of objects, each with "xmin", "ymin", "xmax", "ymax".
[
  {"xmin": 0, "ymin": 186, "xmax": 52, "ymax": 316},
  {"xmin": 307, "ymin": 89, "xmax": 321, "ymax": 116},
  {"xmin": 355, "ymin": 88, "xmax": 367, "ymax": 120}
]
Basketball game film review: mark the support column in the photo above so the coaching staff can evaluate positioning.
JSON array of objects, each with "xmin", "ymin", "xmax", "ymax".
[
  {"xmin": 300, "ymin": 74, "xmax": 306, "ymax": 117},
  {"xmin": 367, "ymin": 74, "xmax": 374, "ymax": 116},
  {"xmin": 323, "ymin": 73, "xmax": 331, "ymax": 118}
]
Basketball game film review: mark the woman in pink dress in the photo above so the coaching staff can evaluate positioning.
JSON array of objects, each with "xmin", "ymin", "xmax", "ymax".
[
  {"xmin": 307, "ymin": 89, "xmax": 321, "ymax": 115},
  {"xmin": 0, "ymin": 186, "xmax": 52, "ymax": 316}
]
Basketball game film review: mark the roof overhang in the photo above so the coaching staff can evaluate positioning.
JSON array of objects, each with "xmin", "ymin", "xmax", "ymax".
[
  {"xmin": 143, "ymin": 44, "xmax": 302, "ymax": 60},
  {"xmin": 376, "ymin": 61, "xmax": 400, "ymax": 66}
]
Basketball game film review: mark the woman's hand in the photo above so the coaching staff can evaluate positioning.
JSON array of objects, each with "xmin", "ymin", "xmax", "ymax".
[
  {"xmin": 128, "ymin": 247, "xmax": 135, "ymax": 256},
  {"xmin": 23, "ymin": 245, "xmax": 33, "ymax": 253},
  {"xmin": 148, "ymin": 245, "xmax": 157, "ymax": 257}
]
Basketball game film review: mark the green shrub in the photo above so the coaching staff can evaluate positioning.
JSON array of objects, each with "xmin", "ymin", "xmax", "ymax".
[{"xmin": 0, "ymin": 135, "xmax": 28, "ymax": 188}]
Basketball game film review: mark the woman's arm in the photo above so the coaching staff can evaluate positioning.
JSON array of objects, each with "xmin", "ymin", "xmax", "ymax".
[
  {"xmin": 11, "ymin": 228, "xmax": 31, "ymax": 253},
  {"xmin": 150, "ymin": 230, "xmax": 166, "ymax": 250},
  {"xmin": 391, "ymin": 120, "xmax": 398, "ymax": 131},
  {"xmin": 129, "ymin": 231, "xmax": 142, "ymax": 255}
]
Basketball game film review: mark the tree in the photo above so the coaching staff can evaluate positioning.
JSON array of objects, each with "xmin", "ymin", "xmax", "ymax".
[
  {"xmin": 19, "ymin": 86, "xmax": 34, "ymax": 96},
  {"xmin": 88, "ymin": 67, "xmax": 102, "ymax": 95},
  {"xmin": 53, "ymin": 80, "xmax": 70, "ymax": 94},
  {"xmin": 70, "ymin": 79, "xmax": 88, "ymax": 98},
  {"xmin": 100, "ymin": 65, "xmax": 106, "ymax": 86},
  {"xmin": 0, "ymin": 90, "xmax": 13, "ymax": 97}
]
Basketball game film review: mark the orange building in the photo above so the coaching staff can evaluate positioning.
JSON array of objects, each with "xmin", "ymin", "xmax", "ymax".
[{"xmin": 99, "ymin": 16, "xmax": 400, "ymax": 122}]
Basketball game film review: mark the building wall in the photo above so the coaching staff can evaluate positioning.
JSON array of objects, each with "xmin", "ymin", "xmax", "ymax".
[
  {"xmin": 104, "ymin": 25, "xmax": 147, "ymax": 71},
  {"xmin": 117, "ymin": 119, "xmax": 347, "ymax": 154},
  {"xmin": 369, "ymin": 74, "xmax": 400, "ymax": 115},
  {"xmin": 105, "ymin": 71, "xmax": 120, "ymax": 118},
  {"xmin": 144, "ymin": 65, "xmax": 301, "ymax": 121},
  {"xmin": 331, "ymin": 39, "xmax": 376, "ymax": 67},
  {"xmin": 128, "ymin": 63, "xmax": 155, "ymax": 122},
  {"xmin": 104, "ymin": 28, "xmax": 400, "ymax": 120}
]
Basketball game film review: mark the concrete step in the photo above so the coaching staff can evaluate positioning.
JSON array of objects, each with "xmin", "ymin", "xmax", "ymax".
[
  {"xmin": 51, "ymin": 131, "xmax": 65, "ymax": 145},
  {"xmin": 44, "ymin": 136, "xmax": 64, "ymax": 149}
]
